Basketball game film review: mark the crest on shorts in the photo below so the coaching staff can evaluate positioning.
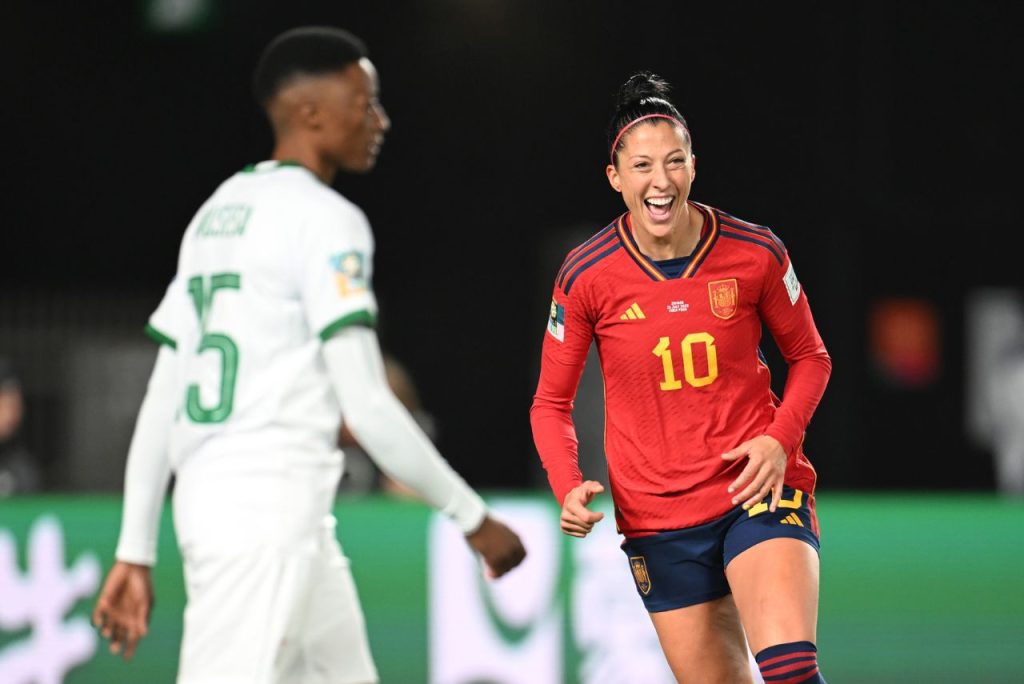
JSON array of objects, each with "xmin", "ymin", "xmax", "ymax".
[
  {"xmin": 708, "ymin": 278, "xmax": 739, "ymax": 319},
  {"xmin": 629, "ymin": 556, "xmax": 652, "ymax": 595}
]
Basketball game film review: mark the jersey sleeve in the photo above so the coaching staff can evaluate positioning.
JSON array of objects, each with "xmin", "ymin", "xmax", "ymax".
[
  {"xmin": 299, "ymin": 202, "xmax": 380, "ymax": 341},
  {"xmin": 529, "ymin": 273, "xmax": 596, "ymax": 504},
  {"xmin": 758, "ymin": 251, "xmax": 832, "ymax": 455},
  {"xmin": 145, "ymin": 276, "xmax": 189, "ymax": 349}
]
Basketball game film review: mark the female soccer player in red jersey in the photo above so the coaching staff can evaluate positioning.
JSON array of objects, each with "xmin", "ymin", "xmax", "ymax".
[{"xmin": 531, "ymin": 72, "xmax": 831, "ymax": 683}]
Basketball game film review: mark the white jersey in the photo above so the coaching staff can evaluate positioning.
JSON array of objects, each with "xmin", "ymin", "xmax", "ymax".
[{"xmin": 148, "ymin": 161, "xmax": 376, "ymax": 545}]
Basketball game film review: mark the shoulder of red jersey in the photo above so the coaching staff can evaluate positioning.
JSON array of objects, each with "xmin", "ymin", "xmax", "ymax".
[
  {"xmin": 705, "ymin": 204, "xmax": 788, "ymax": 267},
  {"xmin": 552, "ymin": 215, "xmax": 625, "ymax": 296}
]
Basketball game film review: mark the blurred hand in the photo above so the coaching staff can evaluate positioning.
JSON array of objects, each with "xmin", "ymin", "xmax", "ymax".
[
  {"xmin": 92, "ymin": 561, "xmax": 154, "ymax": 661},
  {"xmin": 560, "ymin": 480, "xmax": 605, "ymax": 538},
  {"xmin": 466, "ymin": 516, "xmax": 527, "ymax": 579},
  {"xmin": 721, "ymin": 435, "xmax": 787, "ymax": 511}
]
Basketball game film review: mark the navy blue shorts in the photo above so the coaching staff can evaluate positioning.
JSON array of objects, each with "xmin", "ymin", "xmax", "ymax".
[{"xmin": 620, "ymin": 486, "xmax": 820, "ymax": 612}]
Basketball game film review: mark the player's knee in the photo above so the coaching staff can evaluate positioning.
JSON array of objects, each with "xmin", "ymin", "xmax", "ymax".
[{"xmin": 755, "ymin": 640, "xmax": 826, "ymax": 683}]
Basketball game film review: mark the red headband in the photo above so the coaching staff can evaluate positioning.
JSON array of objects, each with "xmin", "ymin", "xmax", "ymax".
[{"xmin": 609, "ymin": 114, "xmax": 691, "ymax": 165}]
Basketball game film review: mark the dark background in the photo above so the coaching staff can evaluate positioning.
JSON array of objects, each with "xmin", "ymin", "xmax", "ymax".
[{"xmin": 4, "ymin": 1, "xmax": 1020, "ymax": 491}]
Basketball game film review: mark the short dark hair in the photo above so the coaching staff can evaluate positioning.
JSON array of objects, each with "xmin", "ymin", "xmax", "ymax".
[
  {"xmin": 607, "ymin": 71, "xmax": 691, "ymax": 166},
  {"xmin": 252, "ymin": 26, "xmax": 368, "ymax": 105}
]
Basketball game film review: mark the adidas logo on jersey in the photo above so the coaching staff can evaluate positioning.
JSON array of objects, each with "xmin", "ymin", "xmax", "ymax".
[{"xmin": 620, "ymin": 302, "xmax": 646, "ymax": 320}]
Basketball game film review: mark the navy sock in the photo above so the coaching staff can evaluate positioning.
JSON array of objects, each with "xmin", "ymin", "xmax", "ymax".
[{"xmin": 755, "ymin": 640, "xmax": 826, "ymax": 683}]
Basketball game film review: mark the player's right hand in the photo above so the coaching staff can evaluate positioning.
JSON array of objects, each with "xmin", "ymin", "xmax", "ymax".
[
  {"xmin": 92, "ymin": 561, "xmax": 154, "ymax": 661},
  {"xmin": 560, "ymin": 480, "xmax": 605, "ymax": 538},
  {"xmin": 466, "ymin": 516, "xmax": 527, "ymax": 579}
]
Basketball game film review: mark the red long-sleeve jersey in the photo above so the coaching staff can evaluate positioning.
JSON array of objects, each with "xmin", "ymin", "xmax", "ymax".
[{"xmin": 530, "ymin": 202, "xmax": 831, "ymax": 537}]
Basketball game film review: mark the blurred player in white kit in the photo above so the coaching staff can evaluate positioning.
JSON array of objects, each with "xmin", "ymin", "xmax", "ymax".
[{"xmin": 92, "ymin": 25, "xmax": 526, "ymax": 684}]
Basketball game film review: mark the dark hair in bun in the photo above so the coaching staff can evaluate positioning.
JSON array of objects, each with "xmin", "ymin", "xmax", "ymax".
[{"xmin": 607, "ymin": 71, "xmax": 691, "ymax": 165}]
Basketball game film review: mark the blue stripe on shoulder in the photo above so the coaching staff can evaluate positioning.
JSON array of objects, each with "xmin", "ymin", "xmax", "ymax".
[
  {"xmin": 719, "ymin": 216, "xmax": 786, "ymax": 252},
  {"xmin": 556, "ymin": 223, "xmax": 618, "ymax": 288},
  {"xmin": 719, "ymin": 229, "xmax": 784, "ymax": 265},
  {"xmin": 564, "ymin": 242, "xmax": 621, "ymax": 295},
  {"xmin": 716, "ymin": 216, "xmax": 786, "ymax": 245}
]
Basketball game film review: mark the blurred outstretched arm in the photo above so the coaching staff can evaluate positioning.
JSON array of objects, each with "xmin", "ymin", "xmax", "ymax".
[{"xmin": 322, "ymin": 325, "xmax": 525, "ymax": 578}]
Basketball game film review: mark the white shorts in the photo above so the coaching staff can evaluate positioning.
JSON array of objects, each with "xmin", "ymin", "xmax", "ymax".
[{"xmin": 176, "ymin": 517, "xmax": 378, "ymax": 684}]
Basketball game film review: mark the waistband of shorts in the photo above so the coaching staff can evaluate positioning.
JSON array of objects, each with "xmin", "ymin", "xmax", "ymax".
[{"xmin": 621, "ymin": 508, "xmax": 742, "ymax": 548}]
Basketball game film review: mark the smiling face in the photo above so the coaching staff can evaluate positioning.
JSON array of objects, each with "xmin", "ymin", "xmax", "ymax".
[{"xmin": 606, "ymin": 120, "xmax": 696, "ymax": 241}]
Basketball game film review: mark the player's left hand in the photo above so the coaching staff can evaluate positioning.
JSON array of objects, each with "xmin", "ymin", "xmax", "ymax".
[
  {"xmin": 466, "ymin": 515, "xmax": 527, "ymax": 579},
  {"xmin": 721, "ymin": 435, "xmax": 787, "ymax": 512},
  {"xmin": 92, "ymin": 561, "xmax": 154, "ymax": 661}
]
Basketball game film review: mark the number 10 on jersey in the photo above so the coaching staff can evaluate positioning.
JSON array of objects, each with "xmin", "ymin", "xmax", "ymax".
[
  {"xmin": 652, "ymin": 333, "xmax": 718, "ymax": 390},
  {"xmin": 186, "ymin": 273, "xmax": 241, "ymax": 423}
]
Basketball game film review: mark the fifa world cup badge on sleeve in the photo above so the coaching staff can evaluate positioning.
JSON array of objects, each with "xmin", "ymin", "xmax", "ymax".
[
  {"xmin": 783, "ymin": 262, "xmax": 801, "ymax": 305},
  {"xmin": 547, "ymin": 299, "xmax": 565, "ymax": 342},
  {"xmin": 330, "ymin": 251, "xmax": 368, "ymax": 297},
  {"xmin": 708, "ymin": 279, "xmax": 738, "ymax": 320}
]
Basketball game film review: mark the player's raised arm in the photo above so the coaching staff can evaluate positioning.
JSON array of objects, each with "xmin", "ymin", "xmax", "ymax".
[{"xmin": 321, "ymin": 324, "xmax": 526, "ymax": 578}]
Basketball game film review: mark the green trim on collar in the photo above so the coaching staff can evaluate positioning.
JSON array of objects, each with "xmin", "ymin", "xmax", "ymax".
[{"xmin": 241, "ymin": 160, "xmax": 306, "ymax": 173}]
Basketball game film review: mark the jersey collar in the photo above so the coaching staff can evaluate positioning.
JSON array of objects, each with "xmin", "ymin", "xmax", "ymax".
[
  {"xmin": 616, "ymin": 201, "xmax": 719, "ymax": 281},
  {"xmin": 241, "ymin": 160, "xmax": 308, "ymax": 174}
]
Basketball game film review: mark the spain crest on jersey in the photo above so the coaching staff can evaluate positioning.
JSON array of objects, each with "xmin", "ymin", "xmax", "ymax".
[
  {"xmin": 330, "ymin": 251, "xmax": 367, "ymax": 297},
  {"xmin": 629, "ymin": 556, "xmax": 651, "ymax": 595},
  {"xmin": 708, "ymin": 278, "xmax": 739, "ymax": 320}
]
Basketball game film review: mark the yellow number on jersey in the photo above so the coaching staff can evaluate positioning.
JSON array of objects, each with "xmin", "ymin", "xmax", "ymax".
[{"xmin": 652, "ymin": 332, "xmax": 719, "ymax": 391}]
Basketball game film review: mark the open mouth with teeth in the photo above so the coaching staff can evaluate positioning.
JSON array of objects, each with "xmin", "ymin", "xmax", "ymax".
[{"xmin": 644, "ymin": 196, "xmax": 675, "ymax": 220}]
